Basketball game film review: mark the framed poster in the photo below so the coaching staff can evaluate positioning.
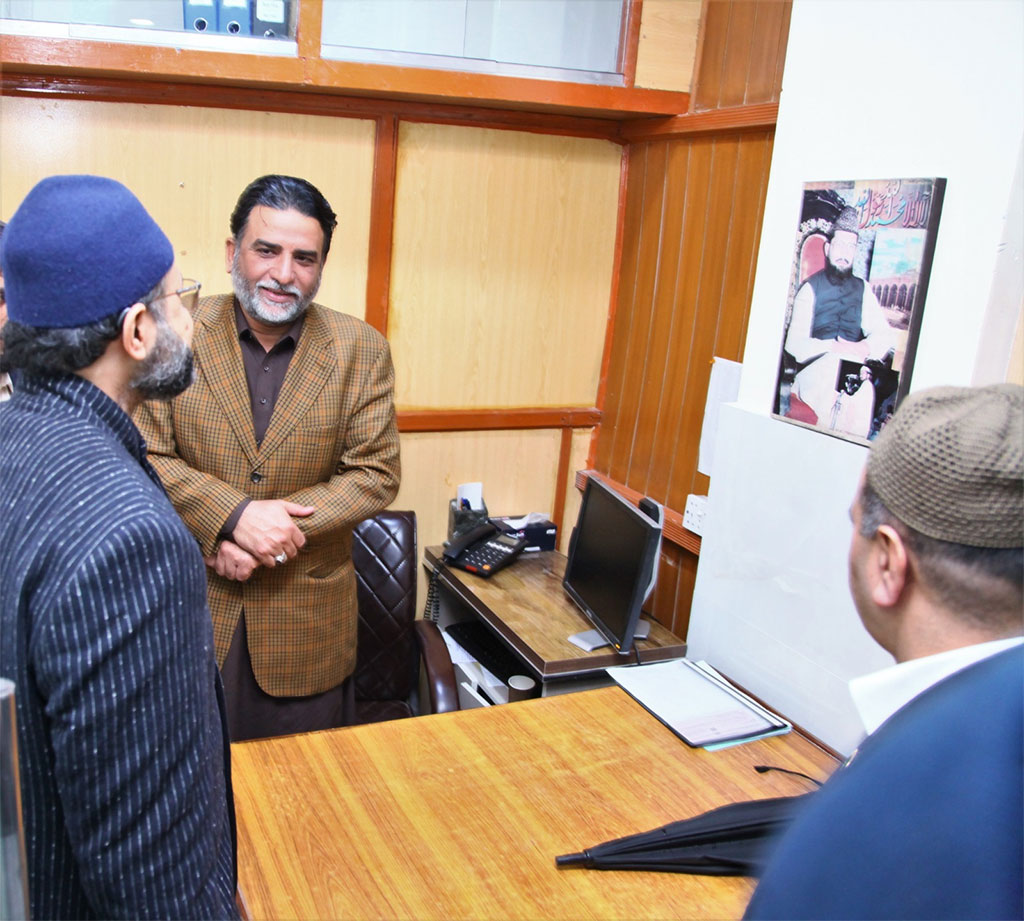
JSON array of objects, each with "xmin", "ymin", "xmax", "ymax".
[{"xmin": 772, "ymin": 177, "xmax": 946, "ymax": 444}]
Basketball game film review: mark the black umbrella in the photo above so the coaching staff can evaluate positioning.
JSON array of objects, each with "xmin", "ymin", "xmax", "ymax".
[{"xmin": 555, "ymin": 794, "xmax": 811, "ymax": 877}]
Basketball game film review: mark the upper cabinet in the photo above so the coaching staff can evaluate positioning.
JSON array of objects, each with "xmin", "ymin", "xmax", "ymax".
[
  {"xmin": 0, "ymin": 0, "xmax": 699, "ymax": 118},
  {"xmin": 320, "ymin": 0, "xmax": 627, "ymax": 85}
]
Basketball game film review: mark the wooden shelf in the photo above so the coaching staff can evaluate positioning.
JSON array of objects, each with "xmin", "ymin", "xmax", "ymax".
[{"xmin": 0, "ymin": 33, "xmax": 690, "ymax": 121}]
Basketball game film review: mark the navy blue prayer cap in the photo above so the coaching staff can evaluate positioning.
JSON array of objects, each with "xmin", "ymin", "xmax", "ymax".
[{"xmin": 0, "ymin": 175, "xmax": 173, "ymax": 328}]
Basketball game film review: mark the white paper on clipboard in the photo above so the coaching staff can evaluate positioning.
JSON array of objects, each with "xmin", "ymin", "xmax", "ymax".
[{"xmin": 607, "ymin": 658, "xmax": 790, "ymax": 748}]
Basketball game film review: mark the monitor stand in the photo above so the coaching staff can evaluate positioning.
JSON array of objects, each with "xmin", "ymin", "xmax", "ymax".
[{"xmin": 568, "ymin": 620, "xmax": 651, "ymax": 652}]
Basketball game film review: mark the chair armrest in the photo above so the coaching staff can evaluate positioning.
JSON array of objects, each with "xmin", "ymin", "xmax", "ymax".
[{"xmin": 414, "ymin": 620, "xmax": 460, "ymax": 715}]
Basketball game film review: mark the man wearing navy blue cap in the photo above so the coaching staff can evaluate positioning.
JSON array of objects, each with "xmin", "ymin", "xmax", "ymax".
[
  {"xmin": 746, "ymin": 384, "xmax": 1023, "ymax": 920},
  {"xmin": 0, "ymin": 175, "xmax": 239, "ymax": 919}
]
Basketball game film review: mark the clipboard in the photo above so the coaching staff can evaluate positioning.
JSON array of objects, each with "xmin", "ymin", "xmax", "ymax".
[{"xmin": 607, "ymin": 658, "xmax": 791, "ymax": 748}]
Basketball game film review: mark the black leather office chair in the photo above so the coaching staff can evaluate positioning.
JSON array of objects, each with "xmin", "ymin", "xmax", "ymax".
[{"xmin": 351, "ymin": 510, "xmax": 459, "ymax": 724}]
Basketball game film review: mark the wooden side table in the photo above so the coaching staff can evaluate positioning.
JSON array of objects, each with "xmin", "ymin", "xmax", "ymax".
[{"xmin": 424, "ymin": 546, "xmax": 686, "ymax": 689}]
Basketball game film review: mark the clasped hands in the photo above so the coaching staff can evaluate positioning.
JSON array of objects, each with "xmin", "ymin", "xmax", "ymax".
[{"xmin": 204, "ymin": 499, "xmax": 315, "ymax": 582}]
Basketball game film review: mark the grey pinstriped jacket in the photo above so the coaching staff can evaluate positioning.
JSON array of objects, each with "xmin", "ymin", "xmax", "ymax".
[{"xmin": 0, "ymin": 373, "xmax": 238, "ymax": 920}]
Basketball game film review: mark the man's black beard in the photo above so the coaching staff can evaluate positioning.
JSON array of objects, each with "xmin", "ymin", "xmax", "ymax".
[
  {"xmin": 824, "ymin": 259, "xmax": 854, "ymax": 285},
  {"xmin": 131, "ymin": 320, "xmax": 195, "ymax": 400}
]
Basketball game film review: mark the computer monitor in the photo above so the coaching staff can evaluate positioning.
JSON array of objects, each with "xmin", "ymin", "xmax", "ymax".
[{"xmin": 562, "ymin": 477, "xmax": 663, "ymax": 652}]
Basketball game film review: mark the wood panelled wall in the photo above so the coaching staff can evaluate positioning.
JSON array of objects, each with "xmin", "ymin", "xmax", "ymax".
[
  {"xmin": 691, "ymin": 0, "xmax": 792, "ymax": 112},
  {"xmin": 591, "ymin": 0, "xmax": 790, "ymax": 640},
  {"xmin": 0, "ymin": 0, "xmax": 790, "ymax": 633}
]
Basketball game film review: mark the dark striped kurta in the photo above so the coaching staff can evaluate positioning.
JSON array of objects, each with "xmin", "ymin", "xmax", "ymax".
[{"xmin": 0, "ymin": 373, "xmax": 238, "ymax": 920}]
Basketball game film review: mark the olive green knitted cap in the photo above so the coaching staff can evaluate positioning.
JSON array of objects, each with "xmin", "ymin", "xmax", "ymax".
[{"xmin": 866, "ymin": 383, "xmax": 1023, "ymax": 548}]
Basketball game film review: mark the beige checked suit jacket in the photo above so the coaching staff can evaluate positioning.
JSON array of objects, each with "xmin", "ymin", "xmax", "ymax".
[{"xmin": 135, "ymin": 294, "xmax": 400, "ymax": 697}]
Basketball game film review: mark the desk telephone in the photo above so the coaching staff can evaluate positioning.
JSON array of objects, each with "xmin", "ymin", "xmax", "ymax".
[{"xmin": 444, "ymin": 522, "xmax": 528, "ymax": 577}]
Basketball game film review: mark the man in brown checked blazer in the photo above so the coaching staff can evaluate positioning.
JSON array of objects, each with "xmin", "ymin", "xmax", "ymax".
[{"xmin": 136, "ymin": 175, "xmax": 400, "ymax": 740}]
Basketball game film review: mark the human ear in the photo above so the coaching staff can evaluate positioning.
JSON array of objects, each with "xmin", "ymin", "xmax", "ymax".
[
  {"xmin": 119, "ymin": 303, "xmax": 151, "ymax": 360},
  {"xmin": 870, "ymin": 524, "xmax": 909, "ymax": 607},
  {"xmin": 224, "ymin": 237, "xmax": 236, "ymax": 274}
]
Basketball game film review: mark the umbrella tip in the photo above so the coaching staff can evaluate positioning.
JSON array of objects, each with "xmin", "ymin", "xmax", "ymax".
[{"xmin": 555, "ymin": 851, "xmax": 590, "ymax": 868}]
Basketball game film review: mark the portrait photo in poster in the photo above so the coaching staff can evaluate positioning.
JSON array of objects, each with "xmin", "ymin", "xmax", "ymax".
[{"xmin": 772, "ymin": 177, "xmax": 946, "ymax": 445}]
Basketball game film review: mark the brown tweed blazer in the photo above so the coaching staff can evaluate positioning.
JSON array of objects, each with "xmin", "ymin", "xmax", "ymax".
[{"xmin": 135, "ymin": 294, "xmax": 401, "ymax": 697}]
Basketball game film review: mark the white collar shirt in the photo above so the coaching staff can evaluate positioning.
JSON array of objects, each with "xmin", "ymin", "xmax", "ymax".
[{"xmin": 849, "ymin": 636, "xmax": 1024, "ymax": 735}]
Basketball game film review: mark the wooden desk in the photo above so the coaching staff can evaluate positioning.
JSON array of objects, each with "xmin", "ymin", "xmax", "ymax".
[
  {"xmin": 424, "ymin": 546, "xmax": 686, "ymax": 683},
  {"xmin": 233, "ymin": 687, "xmax": 836, "ymax": 920}
]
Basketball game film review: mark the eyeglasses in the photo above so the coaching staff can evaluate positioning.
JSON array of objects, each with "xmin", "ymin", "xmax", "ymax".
[{"xmin": 151, "ymin": 278, "xmax": 201, "ymax": 314}]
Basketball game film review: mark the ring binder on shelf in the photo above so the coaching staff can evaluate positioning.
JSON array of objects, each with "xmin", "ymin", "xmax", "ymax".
[{"xmin": 252, "ymin": 0, "xmax": 289, "ymax": 38}]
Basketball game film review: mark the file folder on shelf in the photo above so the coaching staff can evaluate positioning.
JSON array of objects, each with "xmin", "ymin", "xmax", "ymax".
[
  {"xmin": 183, "ymin": 0, "xmax": 217, "ymax": 32},
  {"xmin": 218, "ymin": 0, "xmax": 252, "ymax": 34},
  {"xmin": 252, "ymin": 0, "xmax": 289, "ymax": 38}
]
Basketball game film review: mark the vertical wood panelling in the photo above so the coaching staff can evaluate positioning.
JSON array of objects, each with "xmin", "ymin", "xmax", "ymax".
[
  {"xmin": 645, "ymin": 137, "xmax": 712, "ymax": 501},
  {"xmin": 594, "ymin": 145, "xmax": 648, "ymax": 473},
  {"xmin": 589, "ymin": 0, "xmax": 789, "ymax": 639},
  {"xmin": 691, "ymin": 0, "xmax": 730, "ymax": 113},
  {"xmin": 592, "ymin": 129, "xmax": 774, "ymax": 634},
  {"xmin": 622, "ymin": 144, "xmax": 687, "ymax": 489},
  {"xmin": 747, "ymin": 1, "xmax": 791, "ymax": 104},
  {"xmin": 651, "ymin": 544, "xmax": 699, "ymax": 640},
  {"xmin": 664, "ymin": 135, "xmax": 740, "ymax": 512},
  {"xmin": 606, "ymin": 142, "xmax": 668, "ymax": 482},
  {"xmin": 717, "ymin": 2, "xmax": 757, "ymax": 108},
  {"xmin": 692, "ymin": 0, "xmax": 791, "ymax": 111}
]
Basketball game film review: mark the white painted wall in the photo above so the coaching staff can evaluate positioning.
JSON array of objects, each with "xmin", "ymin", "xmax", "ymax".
[{"xmin": 688, "ymin": 0, "xmax": 1024, "ymax": 755}]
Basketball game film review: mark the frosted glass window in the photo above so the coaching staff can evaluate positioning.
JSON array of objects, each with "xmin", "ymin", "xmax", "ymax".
[{"xmin": 321, "ymin": 0, "xmax": 626, "ymax": 84}]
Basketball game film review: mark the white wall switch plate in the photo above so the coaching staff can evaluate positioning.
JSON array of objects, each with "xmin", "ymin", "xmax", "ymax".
[{"xmin": 683, "ymin": 494, "xmax": 708, "ymax": 536}]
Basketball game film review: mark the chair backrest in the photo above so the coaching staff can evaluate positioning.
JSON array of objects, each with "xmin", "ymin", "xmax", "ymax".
[{"xmin": 352, "ymin": 510, "xmax": 419, "ymax": 708}]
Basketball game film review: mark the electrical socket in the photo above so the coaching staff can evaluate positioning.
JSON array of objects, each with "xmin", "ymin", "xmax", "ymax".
[{"xmin": 683, "ymin": 494, "xmax": 708, "ymax": 536}]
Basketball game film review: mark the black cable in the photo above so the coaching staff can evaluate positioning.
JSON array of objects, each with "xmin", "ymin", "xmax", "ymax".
[
  {"xmin": 424, "ymin": 564, "xmax": 442, "ymax": 623},
  {"xmin": 754, "ymin": 764, "xmax": 824, "ymax": 787}
]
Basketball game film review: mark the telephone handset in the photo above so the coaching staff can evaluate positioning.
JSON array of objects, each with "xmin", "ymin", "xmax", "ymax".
[{"xmin": 443, "ymin": 521, "xmax": 528, "ymax": 577}]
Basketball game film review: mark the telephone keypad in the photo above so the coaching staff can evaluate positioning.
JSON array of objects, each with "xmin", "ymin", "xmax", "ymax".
[{"xmin": 451, "ymin": 535, "xmax": 527, "ymax": 577}]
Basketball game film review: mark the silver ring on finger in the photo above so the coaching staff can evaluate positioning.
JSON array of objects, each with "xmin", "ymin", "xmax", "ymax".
[{"xmin": 274, "ymin": 552, "xmax": 287, "ymax": 564}]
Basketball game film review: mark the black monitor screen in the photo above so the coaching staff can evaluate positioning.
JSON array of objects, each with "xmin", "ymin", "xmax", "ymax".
[{"xmin": 562, "ymin": 477, "xmax": 661, "ymax": 651}]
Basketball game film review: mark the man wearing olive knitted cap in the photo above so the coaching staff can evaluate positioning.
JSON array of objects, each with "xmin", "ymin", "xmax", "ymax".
[{"xmin": 748, "ymin": 383, "xmax": 1023, "ymax": 921}]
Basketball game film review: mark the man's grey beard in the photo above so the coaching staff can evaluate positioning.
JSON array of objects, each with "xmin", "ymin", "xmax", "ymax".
[
  {"xmin": 231, "ymin": 251, "xmax": 320, "ymax": 326},
  {"xmin": 131, "ymin": 314, "xmax": 195, "ymax": 401}
]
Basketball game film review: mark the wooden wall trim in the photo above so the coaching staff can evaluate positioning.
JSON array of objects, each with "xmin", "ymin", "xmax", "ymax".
[
  {"xmin": 295, "ymin": 0, "xmax": 323, "ymax": 61},
  {"xmin": 619, "ymin": 102, "xmax": 779, "ymax": 141},
  {"xmin": 398, "ymin": 408, "xmax": 601, "ymax": 433},
  {"xmin": 575, "ymin": 469, "xmax": 702, "ymax": 556},
  {"xmin": 553, "ymin": 428, "xmax": 575, "ymax": 540},
  {"xmin": 0, "ymin": 37, "xmax": 690, "ymax": 120},
  {"xmin": 620, "ymin": 0, "xmax": 644, "ymax": 86},
  {"xmin": 0, "ymin": 72, "xmax": 632, "ymax": 141},
  {"xmin": 366, "ymin": 115, "xmax": 398, "ymax": 335}
]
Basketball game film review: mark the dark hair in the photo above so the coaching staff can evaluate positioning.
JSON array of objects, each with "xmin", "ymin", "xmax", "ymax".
[
  {"xmin": 858, "ymin": 480, "xmax": 1023, "ymax": 629},
  {"xmin": 229, "ymin": 175, "xmax": 337, "ymax": 260},
  {"xmin": 0, "ymin": 279, "xmax": 167, "ymax": 376}
]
